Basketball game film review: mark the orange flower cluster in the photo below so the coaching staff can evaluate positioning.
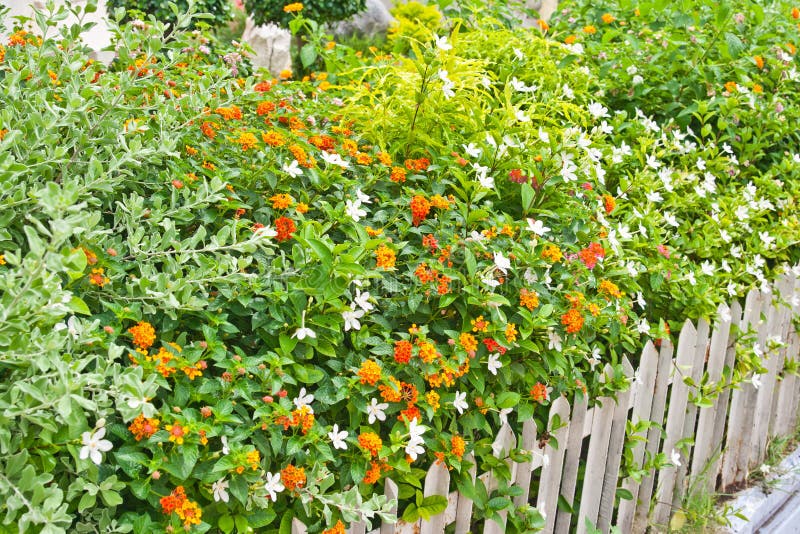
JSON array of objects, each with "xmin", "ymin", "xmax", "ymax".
[
  {"xmin": 422, "ymin": 234, "xmax": 438, "ymax": 252},
  {"xmin": 160, "ymin": 486, "xmax": 202, "ymax": 526},
  {"xmin": 603, "ymin": 194, "xmax": 616, "ymax": 214},
  {"xmin": 274, "ymin": 216, "xmax": 296, "ymax": 242},
  {"xmin": 410, "ymin": 195, "xmax": 431, "ymax": 226},
  {"xmin": 390, "ymin": 166, "xmax": 407, "ymax": 183},
  {"xmin": 270, "ymin": 193, "xmax": 293, "ymax": 209},
  {"xmin": 254, "ymin": 81, "xmax": 272, "ymax": 92},
  {"xmin": 288, "ymin": 144, "xmax": 314, "ymax": 167},
  {"xmin": 541, "ymin": 243, "xmax": 563, "ymax": 263},
  {"xmin": 754, "ymin": 55, "xmax": 765, "ymax": 69},
  {"xmin": 166, "ymin": 422, "xmax": 188, "ymax": 445},
  {"xmin": 426, "ymin": 390, "xmax": 440, "ymax": 411},
  {"xmin": 323, "ymin": 520, "xmax": 346, "ymax": 534},
  {"xmin": 262, "ymin": 130, "xmax": 285, "ymax": 147},
  {"xmin": 561, "ymin": 308, "xmax": 584, "ymax": 334},
  {"xmin": 724, "ymin": 81, "xmax": 738, "ymax": 93},
  {"xmin": 578, "ymin": 242, "xmax": 605, "ymax": 269},
  {"xmin": 129, "ymin": 321, "xmax": 156, "ymax": 350},
  {"xmin": 451, "ymin": 435, "xmax": 466, "ymax": 459},
  {"xmin": 357, "ymin": 359, "xmax": 381, "ymax": 385},
  {"xmin": 215, "ymin": 105, "xmax": 242, "ymax": 120},
  {"xmin": 598, "ymin": 279, "xmax": 622, "ymax": 299},
  {"xmin": 363, "ymin": 460, "xmax": 392, "ymax": 484},
  {"xmin": 283, "ymin": 2, "xmax": 303, "ymax": 12},
  {"xmin": 601, "ymin": 13, "xmax": 615, "ymax": 23},
  {"xmin": 394, "ymin": 340, "xmax": 413, "ymax": 364},
  {"xmin": 470, "ymin": 315, "xmax": 489, "ymax": 333},
  {"xmin": 404, "ymin": 157, "xmax": 430, "ymax": 172},
  {"xmin": 281, "ymin": 464, "xmax": 306, "ymax": 492},
  {"xmin": 246, "ymin": 449, "xmax": 261, "ymax": 470},
  {"xmin": 128, "ymin": 413, "xmax": 160, "ymax": 441},
  {"xmin": 277, "ymin": 406, "xmax": 315, "ymax": 435},
  {"xmin": 235, "ymin": 132, "xmax": 258, "ymax": 151},
  {"xmin": 505, "ymin": 323, "xmax": 518, "ymax": 343},
  {"xmin": 375, "ymin": 244, "xmax": 396, "ymax": 268},
  {"xmin": 416, "ymin": 339, "xmax": 438, "ymax": 363},
  {"xmin": 358, "ymin": 432, "xmax": 383, "ymax": 457},
  {"xmin": 201, "ymin": 121, "xmax": 217, "ymax": 139},
  {"xmin": 88, "ymin": 267, "xmax": 110, "ymax": 287},
  {"xmin": 583, "ymin": 25, "xmax": 597, "ymax": 34},
  {"xmin": 531, "ymin": 382, "xmax": 548, "ymax": 403},
  {"xmin": 520, "ymin": 288, "xmax": 540, "ymax": 310},
  {"xmin": 459, "ymin": 332, "xmax": 478, "ymax": 352}
]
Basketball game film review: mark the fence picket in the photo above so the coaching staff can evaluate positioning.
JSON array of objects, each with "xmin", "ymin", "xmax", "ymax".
[
  {"xmin": 616, "ymin": 343, "xmax": 660, "ymax": 531},
  {"xmin": 720, "ymin": 289, "xmax": 763, "ymax": 490},
  {"xmin": 597, "ymin": 357, "xmax": 635, "ymax": 532},
  {"xmin": 554, "ymin": 392, "xmax": 588, "ymax": 534},
  {"xmin": 482, "ymin": 424, "xmax": 517, "ymax": 534},
  {"xmin": 292, "ymin": 518, "xmax": 308, "ymax": 534},
  {"xmin": 775, "ymin": 275, "xmax": 800, "ymax": 435},
  {"xmin": 380, "ymin": 479, "xmax": 398, "ymax": 534},
  {"xmin": 454, "ymin": 452, "xmax": 477, "ymax": 534},
  {"xmin": 751, "ymin": 277, "xmax": 793, "ymax": 467},
  {"xmin": 690, "ymin": 304, "xmax": 734, "ymax": 494},
  {"xmin": 671, "ymin": 318, "xmax": 710, "ymax": 513},
  {"xmin": 652, "ymin": 320, "xmax": 698, "ymax": 528},
  {"xmin": 513, "ymin": 419, "xmax": 538, "ymax": 509},
  {"xmin": 632, "ymin": 338, "xmax": 674, "ymax": 532},
  {"xmin": 537, "ymin": 396, "xmax": 570, "ymax": 532},
  {"xmin": 420, "ymin": 461, "xmax": 450, "ymax": 534},
  {"xmin": 769, "ymin": 275, "xmax": 798, "ymax": 437},
  {"xmin": 576, "ymin": 365, "xmax": 616, "ymax": 534}
]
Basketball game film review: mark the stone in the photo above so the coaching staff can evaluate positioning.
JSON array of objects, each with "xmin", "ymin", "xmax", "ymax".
[
  {"xmin": 329, "ymin": 0, "xmax": 394, "ymax": 38},
  {"xmin": 240, "ymin": 16, "xmax": 291, "ymax": 77}
]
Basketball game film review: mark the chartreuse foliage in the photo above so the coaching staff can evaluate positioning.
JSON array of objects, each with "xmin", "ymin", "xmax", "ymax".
[{"xmin": 0, "ymin": 0, "xmax": 799, "ymax": 533}]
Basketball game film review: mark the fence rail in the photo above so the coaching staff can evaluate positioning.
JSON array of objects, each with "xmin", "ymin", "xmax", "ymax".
[{"xmin": 293, "ymin": 272, "xmax": 800, "ymax": 533}]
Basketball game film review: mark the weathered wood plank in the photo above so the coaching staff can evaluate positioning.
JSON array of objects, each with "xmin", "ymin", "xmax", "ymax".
[
  {"xmin": 554, "ymin": 392, "xmax": 588, "ymax": 534},
  {"xmin": 690, "ymin": 304, "xmax": 734, "ymax": 493},
  {"xmin": 482, "ymin": 424, "xmax": 516, "ymax": 534},
  {"xmin": 292, "ymin": 518, "xmax": 308, "ymax": 534},
  {"xmin": 769, "ymin": 275, "xmax": 798, "ymax": 438},
  {"xmin": 537, "ymin": 396, "xmax": 570, "ymax": 532},
  {"xmin": 513, "ymin": 419, "xmax": 538, "ymax": 509},
  {"xmin": 597, "ymin": 357, "xmax": 634, "ymax": 532},
  {"xmin": 420, "ymin": 461, "xmax": 450, "ymax": 534},
  {"xmin": 671, "ymin": 318, "xmax": 710, "ymax": 513},
  {"xmin": 616, "ymin": 343, "xmax": 660, "ymax": 531},
  {"xmin": 576, "ymin": 365, "xmax": 616, "ymax": 534},
  {"xmin": 379, "ymin": 479, "xmax": 399, "ymax": 534},
  {"xmin": 751, "ymin": 277, "xmax": 793, "ymax": 467},
  {"xmin": 454, "ymin": 452, "xmax": 477, "ymax": 534},
  {"xmin": 708, "ymin": 300, "xmax": 743, "ymax": 492},
  {"xmin": 720, "ymin": 289, "xmax": 763, "ymax": 490},
  {"xmin": 652, "ymin": 320, "xmax": 698, "ymax": 529},
  {"xmin": 632, "ymin": 338, "xmax": 674, "ymax": 532}
]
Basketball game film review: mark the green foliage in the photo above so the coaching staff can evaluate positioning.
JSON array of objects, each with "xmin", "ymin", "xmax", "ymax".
[
  {"xmin": 244, "ymin": 0, "xmax": 367, "ymax": 27},
  {"xmin": 107, "ymin": 0, "xmax": 232, "ymax": 29},
  {"xmin": 387, "ymin": 1, "xmax": 443, "ymax": 54}
]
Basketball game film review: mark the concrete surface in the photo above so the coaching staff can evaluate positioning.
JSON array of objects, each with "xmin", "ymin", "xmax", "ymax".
[{"xmin": 718, "ymin": 445, "xmax": 800, "ymax": 533}]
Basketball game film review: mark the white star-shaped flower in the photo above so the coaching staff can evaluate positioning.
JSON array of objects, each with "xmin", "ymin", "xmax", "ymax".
[
  {"xmin": 264, "ymin": 472, "xmax": 284, "ymax": 501},
  {"xmin": 494, "ymin": 252, "xmax": 511, "ymax": 274},
  {"xmin": 435, "ymin": 35, "xmax": 452, "ymax": 51},
  {"xmin": 367, "ymin": 398, "xmax": 388, "ymax": 424},
  {"xmin": 345, "ymin": 199, "xmax": 367, "ymax": 222},
  {"xmin": 293, "ymin": 387, "xmax": 314, "ymax": 412},
  {"xmin": 80, "ymin": 427, "xmax": 113, "ymax": 465},
  {"xmin": 487, "ymin": 353, "xmax": 502, "ymax": 375},
  {"xmin": 342, "ymin": 306, "xmax": 365, "ymax": 332},
  {"xmin": 328, "ymin": 424, "xmax": 348, "ymax": 450},
  {"xmin": 453, "ymin": 391, "xmax": 468, "ymax": 415},
  {"xmin": 283, "ymin": 159, "xmax": 303, "ymax": 178},
  {"xmin": 212, "ymin": 479, "xmax": 229, "ymax": 503},
  {"xmin": 527, "ymin": 218, "xmax": 550, "ymax": 236}
]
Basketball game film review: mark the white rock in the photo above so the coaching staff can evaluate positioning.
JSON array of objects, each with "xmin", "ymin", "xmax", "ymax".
[
  {"xmin": 240, "ymin": 16, "xmax": 291, "ymax": 77},
  {"xmin": 329, "ymin": 0, "xmax": 394, "ymax": 38}
]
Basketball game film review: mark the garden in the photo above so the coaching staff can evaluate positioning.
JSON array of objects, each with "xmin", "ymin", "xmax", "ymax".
[{"xmin": 0, "ymin": 0, "xmax": 799, "ymax": 532}]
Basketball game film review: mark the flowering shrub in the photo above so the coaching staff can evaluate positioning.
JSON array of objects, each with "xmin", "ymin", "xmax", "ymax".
[
  {"xmin": 107, "ymin": 0, "xmax": 232, "ymax": 28},
  {"xmin": 1, "ymin": 0, "xmax": 799, "ymax": 533},
  {"xmin": 244, "ymin": 0, "xmax": 367, "ymax": 27}
]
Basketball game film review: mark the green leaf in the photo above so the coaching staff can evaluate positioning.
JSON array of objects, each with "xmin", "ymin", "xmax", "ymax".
[
  {"xmin": 219, "ymin": 515, "xmax": 234, "ymax": 534},
  {"xmin": 300, "ymin": 45, "xmax": 318, "ymax": 68},
  {"xmin": 416, "ymin": 495, "xmax": 448, "ymax": 520},
  {"xmin": 487, "ymin": 496, "xmax": 511, "ymax": 511},
  {"xmin": 496, "ymin": 392, "xmax": 520, "ymax": 409}
]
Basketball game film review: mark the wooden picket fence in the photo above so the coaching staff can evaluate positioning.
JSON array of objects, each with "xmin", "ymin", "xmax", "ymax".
[{"xmin": 293, "ymin": 272, "xmax": 800, "ymax": 534}]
